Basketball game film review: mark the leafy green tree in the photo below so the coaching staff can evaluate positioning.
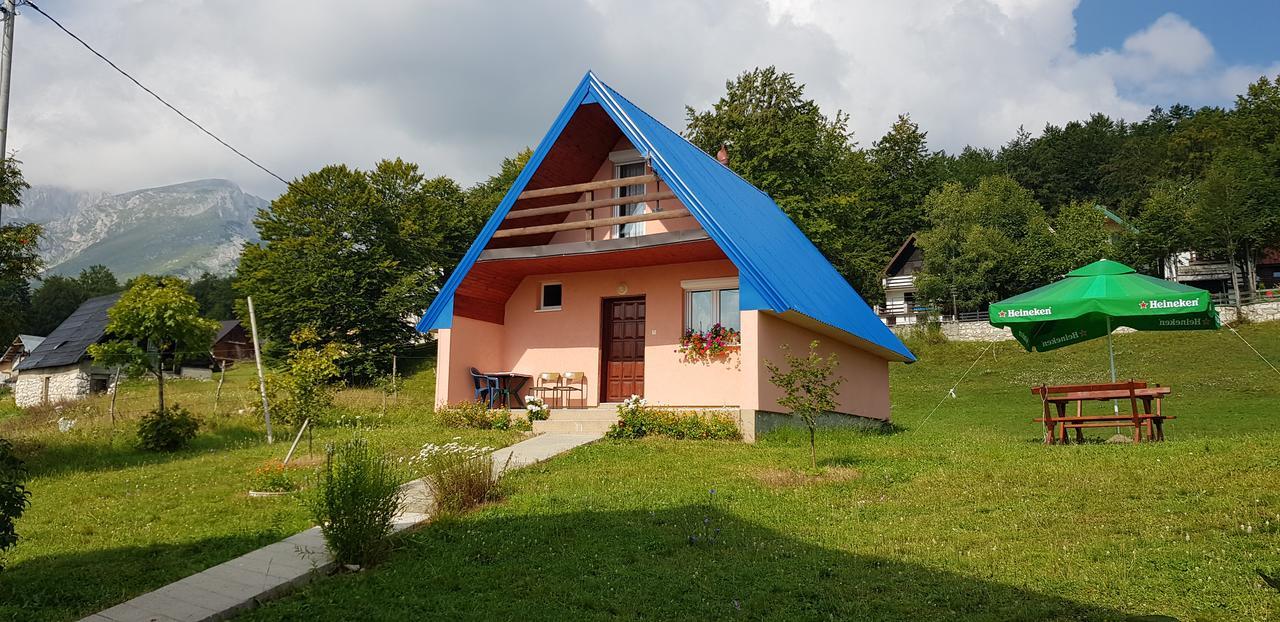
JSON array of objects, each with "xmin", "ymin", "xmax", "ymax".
[
  {"xmin": 764, "ymin": 340, "xmax": 844, "ymax": 471},
  {"xmin": 867, "ymin": 113, "xmax": 938, "ymax": 249},
  {"xmin": 1051, "ymin": 201, "xmax": 1114, "ymax": 272},
  {"xmin": 1118, "ymin": 179, "xmax": 1195, "ymax": 276},
  {"xmin": 1005, "ymin": 114, "xmax": 1127, "ymax": 213},
  {"xmin": 915, "ymin": 176, "xmax": 1058, "ymax": 311},
  {"xmin": 1190, "ymin": 147, "xmax": 1280, "ymax": 306},
  {"xmin": 24, "ymin": 275, "xmax": 83, "ymax": 336},
  {"xmin": 188, "ymin": 272, "xmax": 236, "ymax": 320},
  {"xmin": 684, "ymin": 67, "xmax": 885, "ymax": 298},
  {"xmin": 0, "ymin": 158, "xmax": 36, "ymax": 346},
  {"xmin": 76, "ymin": 265, "xmax": 121, "ymax": 298},
  {"xmin": 685, "ymin": 66, "xmax": 861, "ymax": 203},
  {"xmin": 237, "ymin": 159, "xmax": 475, "ymax": 380},
  {"xmin": 0, "ymin": 438, "xmax": 30, "ymax": 571},
  {"xmin": 0, "ymin": 277, "xmax": 29, "ymax": 348},
  {"xmin": 273, "ymin": 326, "xmax": 344, "ymax": 426},
  {"xmin": 1097, "ymin": 107, "xmax": 1180, "ymax": 216},
  {"xmin": 465, "ymin": 149, "xmax": 531, "ymax": 230},
  {"xmin": 88, "ymin": 275, "xmax": 219, "ymax": 413},
  {"xmin": 1164, "ymin": 106, "xmax": 1230, "ymax": 180},
  {"xmin": 1229, "ymin": 74, "xmax": 1280, "ymax": 152},
  {"xmin": 936, "ymin": 146, "xmax": 1002, "ymax": 189}
]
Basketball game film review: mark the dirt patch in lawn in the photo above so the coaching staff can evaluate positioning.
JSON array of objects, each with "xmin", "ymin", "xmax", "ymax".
[{"xmin": 751, "ymin": 466, "xmax": 862, "ymax": 488}]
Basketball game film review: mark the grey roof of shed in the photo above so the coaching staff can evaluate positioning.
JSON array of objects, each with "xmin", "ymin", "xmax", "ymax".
[
  {"xmin": 215, "ymin": 320, "xmax": 242, "ymax": 342},
  {"xmin": 14, "ymin": 293, "xmax": 121, "ymax": 372},
  {"xmin": 17, "ymin": 335, "xmax": 45, "ymax": 351}
]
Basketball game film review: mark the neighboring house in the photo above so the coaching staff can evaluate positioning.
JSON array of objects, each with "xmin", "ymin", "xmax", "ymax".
[
  {"xmin": 1104, "ymin": 206, "xmax": 1274, "ymax": 295},
  {"xmin": 1162, "ymin": 248, "xmax": 1280, "ymax": 295},
  {"xmin": 1, "ymin": 335, "xmax": 45, "ymax": 383},
  {"xmin": 417, "ymin": 72, "xmax": 914, "ymax": 437},
  {"xmin": 1259, "ymin": 248, "xmax": 1280, "ymax": 289},
  {"xmin": 880, "ymin": 235, "xmax": 923, "ymax": 326},
  {"xmin": 12, "ymin": 293, "xmax": 122, "ymax": 408},
  {"xmin": 212, "ymin": 320, "xmax": 254, "ymax": 366}
]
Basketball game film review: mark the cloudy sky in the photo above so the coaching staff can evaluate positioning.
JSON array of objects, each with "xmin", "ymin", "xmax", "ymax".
[{"xmin": 8, "ymin": 0, "xmax": 1279, "ymax": 198}]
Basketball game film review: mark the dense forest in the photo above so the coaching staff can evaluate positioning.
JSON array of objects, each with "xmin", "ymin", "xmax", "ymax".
[
  {"xmin": 684, "ymin": 67, "xmax": 1280, "ymax": 311},
  {"xmin": 11, "ymin": 67, "xmax": 1279, "ymax": 378}
]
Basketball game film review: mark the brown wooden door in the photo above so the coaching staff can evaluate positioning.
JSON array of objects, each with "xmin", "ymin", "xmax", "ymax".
[{"xmin": 601, "ymin": 297, "xmax": 645, "ymax": 402}]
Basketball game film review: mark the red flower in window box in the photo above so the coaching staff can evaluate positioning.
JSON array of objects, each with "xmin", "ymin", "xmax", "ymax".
[{"xmin": 677, "ymin": 323, "xmax": 740, "ymax": 362}]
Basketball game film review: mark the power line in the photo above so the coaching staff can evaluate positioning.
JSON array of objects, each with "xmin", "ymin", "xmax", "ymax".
[{"xmin": 22, "ymin": 1, "xmax": 292, "ymax": 188}]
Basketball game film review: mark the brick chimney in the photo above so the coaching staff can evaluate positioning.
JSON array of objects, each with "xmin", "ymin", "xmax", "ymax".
[{"xmin": 716, "ymin": 144, "xmax": 729, "ymax": 166}]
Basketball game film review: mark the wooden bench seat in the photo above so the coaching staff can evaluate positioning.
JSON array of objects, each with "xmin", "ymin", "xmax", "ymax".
[{"xmin": 1031, "ymin": 380, "xmax": 1173, "ymax": 445}]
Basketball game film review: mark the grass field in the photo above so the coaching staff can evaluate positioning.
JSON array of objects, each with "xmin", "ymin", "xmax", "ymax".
[
  {"xmin": 0, "ymin": 357, "xmax": 521, "ymax": 622},
  {"xmin": 235, "ymin": 322, "xmax": 1280, "ymax": 622},
  {"xmin": 3, "ymin": 324, "xmax": 1279, "ymax": 621}
]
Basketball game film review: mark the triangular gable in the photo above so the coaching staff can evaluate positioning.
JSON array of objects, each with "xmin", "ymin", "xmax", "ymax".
[{"xmin": 418, "ymin": 72, "xmax": 914, "ymax": 363}]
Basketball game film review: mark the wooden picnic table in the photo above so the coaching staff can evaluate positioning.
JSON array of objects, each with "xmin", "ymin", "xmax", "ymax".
[{"xmin": 1031, "ymin": 381, "xmax": 1174, "ymax": 445}]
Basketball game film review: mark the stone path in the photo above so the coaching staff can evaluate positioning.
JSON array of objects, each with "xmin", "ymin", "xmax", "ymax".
[{"xmin": 82, "ymin": 432, "xmax": 603, "ymax": 622}]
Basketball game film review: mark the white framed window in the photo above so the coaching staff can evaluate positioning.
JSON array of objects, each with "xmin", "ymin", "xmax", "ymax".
[
  {"xmin": 614, "ymin": 160, "xmax": 647, "ymax": 238},
  {"xmin": 538, "ymin": 282, "xmax": 562, "ymax": 311},
  {"xmin": 681, "ymin": 277, "xmax": 740, "ymax": 333}
]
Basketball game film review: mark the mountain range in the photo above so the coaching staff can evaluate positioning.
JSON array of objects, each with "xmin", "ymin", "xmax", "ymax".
[{"xmin": 16, "ymin": 179, "xmax": 268, "ymax": 279}]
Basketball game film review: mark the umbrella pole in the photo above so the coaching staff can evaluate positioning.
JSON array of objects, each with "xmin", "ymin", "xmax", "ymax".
[{"xmin": 1107, "ymin": 316, "xmax": 1120, "ymax": 417}]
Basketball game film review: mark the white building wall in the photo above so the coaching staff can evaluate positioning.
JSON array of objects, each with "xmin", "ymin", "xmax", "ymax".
[{"xmin": 13, "ymin": 364, "xmax": 91, "ymax": 408}]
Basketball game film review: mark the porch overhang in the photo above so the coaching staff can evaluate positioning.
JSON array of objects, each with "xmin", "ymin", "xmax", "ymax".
[{"xmin": 453, "ymin": 236, "xmax": 727, "ymax": 325}]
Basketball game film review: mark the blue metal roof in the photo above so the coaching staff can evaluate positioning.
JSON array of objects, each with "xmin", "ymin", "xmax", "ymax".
[{"xmin": 418, "ymin": 72, "xmax": 914, "ymax": 363}]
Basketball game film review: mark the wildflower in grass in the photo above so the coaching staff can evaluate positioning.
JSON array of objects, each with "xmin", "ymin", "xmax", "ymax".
[{"xmin": 410, "ymin": 441, "xmax": 498, "ymax": 514}]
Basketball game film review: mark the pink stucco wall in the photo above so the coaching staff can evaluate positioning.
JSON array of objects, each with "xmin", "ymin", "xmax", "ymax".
[
  {"xmin": 435, "ymin": 315, "xmax": 505, "ymax": 407},
  {"xmin": 436, "ymin": 259, "xmax": 742, "ymax": 408},
  {"xmin": 437, "ymin": 285, "xmax": 891, "ymax": 422},
  {"xmin": 740, "ymin": 311, "xmax": 891, "ymax": 421}
]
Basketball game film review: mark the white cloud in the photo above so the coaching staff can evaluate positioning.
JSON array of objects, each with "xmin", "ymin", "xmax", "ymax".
[
  {"xmin": 5, "ymin": 0, "xmax": 1276, "ymax": 199},
  {"xmin": 1121, "ymin": 13, "xmax": 1213, "ymax": 74}
]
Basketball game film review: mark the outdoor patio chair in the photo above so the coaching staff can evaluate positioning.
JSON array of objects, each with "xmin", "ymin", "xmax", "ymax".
[
  {"xmin": 470, "ymin": 367, "xmax": 500, "ymax": 408},
  {"xmin": 557, "ymin": 371, "xmax": 586, "ymax": 409},
  {"xmin": 527, "ymin": 372, "xmax": 562, "ymax": 407}
]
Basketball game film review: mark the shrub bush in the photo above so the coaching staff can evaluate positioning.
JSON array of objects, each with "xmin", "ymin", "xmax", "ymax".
[
  {"xmin": 437, "ymin": 401, "xmax": 515, "ymax": 430},
  {"xmin": 136, "ymin": 405, "xmax": 199, "ymax": 451},
  {"xmin": 524, "ymin": 395, "xmax": 550, "ymax": 421},
  {"xmin": 410, "ymin": 440, "xmax": 498, "ymax": 515},
  {"xmin": 0, "ymin": 438, "xmax": 31, "ymax": 570},
  {"xmin": 606, "ymin": 399, "xmax": 740, "ymax": 440},
  {"xmin": 902, "ymin": 317, "xmax": 948, "ymax": 349},
  {"xmin": 304, "ymin": 437, "xmax": 403, "ymax": 567}
]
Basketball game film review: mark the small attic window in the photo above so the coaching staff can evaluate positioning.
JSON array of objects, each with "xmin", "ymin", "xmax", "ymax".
[{"xmin": 538, "ymin": 282, "xmax": 562, "ymax": 311}]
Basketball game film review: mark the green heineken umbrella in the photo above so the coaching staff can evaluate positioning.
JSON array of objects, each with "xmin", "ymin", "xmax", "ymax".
[{"xmin": 989, "ymin": 259, "xmax": 1220, "ymax": 382}]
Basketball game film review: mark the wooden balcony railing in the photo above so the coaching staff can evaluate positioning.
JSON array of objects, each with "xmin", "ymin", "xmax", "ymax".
[{"xmin": 496, "ymin": 174, "xmax": 688, "ymax": 239}]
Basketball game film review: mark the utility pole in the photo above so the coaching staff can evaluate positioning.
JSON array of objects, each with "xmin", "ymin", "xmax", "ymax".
[
  {"xmin": 247, "ymin": 296, "xmax": 273, "ymax": 444},
  {"xmin": 0, "ymin": 0, "xmax": 16, "ymax": 226}
]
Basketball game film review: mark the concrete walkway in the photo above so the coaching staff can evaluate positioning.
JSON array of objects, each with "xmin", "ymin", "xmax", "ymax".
[{"xmin": 82, "ymin": 431, "xmax": 602, "ymax": 622}]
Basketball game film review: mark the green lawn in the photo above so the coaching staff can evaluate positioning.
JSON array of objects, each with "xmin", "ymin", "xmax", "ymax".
[
  {"xmin": 236, "ymin": 323, "xmax": 1280, "ymax": 621},
  {"xmin": 0, "ymin": 361, "xmax": 521, "ymax": 622}
]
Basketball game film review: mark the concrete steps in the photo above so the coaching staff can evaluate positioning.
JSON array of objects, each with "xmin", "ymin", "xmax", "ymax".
[{"xmin": 532, "ymin": 409, "xmax": 618, "ymax": 434}]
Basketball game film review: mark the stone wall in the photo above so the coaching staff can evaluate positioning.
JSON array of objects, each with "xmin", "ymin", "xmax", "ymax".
[
  {"xmin": 890, "ymin": 302, "xmax": 1280, "ymax": 344},
  {"xmin": 891, "ymin": 321, "xmax": 1014, "ymax": 342},
  {"xmin": 1220, "ymin": 301, "xmax": 1280, "ymax": 324},
  {"xmin": 13, "ymin": 364, "xmax": 90, "ymax": 408}
]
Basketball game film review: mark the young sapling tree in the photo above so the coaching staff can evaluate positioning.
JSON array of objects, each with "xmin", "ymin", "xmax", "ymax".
[{"xmin": 765, "ymin": 340, "xmax": 845, "ymax": 470}]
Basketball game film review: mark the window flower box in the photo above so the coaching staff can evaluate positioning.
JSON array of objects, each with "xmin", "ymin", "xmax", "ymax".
[{"xmin": 677, "ymin": 323, "xmax": 740, "ymax": 362}]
